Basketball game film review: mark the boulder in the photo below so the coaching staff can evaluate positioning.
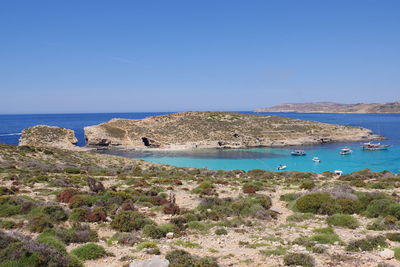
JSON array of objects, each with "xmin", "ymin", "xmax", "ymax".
[
  {"xmin": 129, "ymin": 256, "xmax": 169, "ymax": 267},
  {"xmin": 379, "ymin": 248, "xmax": 395, "ymax": 259}
]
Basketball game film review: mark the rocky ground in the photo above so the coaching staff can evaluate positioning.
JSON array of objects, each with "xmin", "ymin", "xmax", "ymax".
[{"xmin": 1, "ymin": 143, "xmax": 400, "ymax": 267}]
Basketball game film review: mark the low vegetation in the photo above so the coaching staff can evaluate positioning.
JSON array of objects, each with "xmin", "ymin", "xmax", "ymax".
[{"xmin": 0, "ymin": 143, "xmax": 400, "ymax": 266}]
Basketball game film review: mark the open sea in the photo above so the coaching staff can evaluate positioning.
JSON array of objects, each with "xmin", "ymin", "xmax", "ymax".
[{"xmin": 0, "ymin": 112, "xmax": 399, "ymax": 174}]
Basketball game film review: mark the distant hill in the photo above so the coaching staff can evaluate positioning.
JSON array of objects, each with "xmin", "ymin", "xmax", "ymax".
[{"xmin": 254, "ymin": 101, "xmax": 400, "ymax": 113}]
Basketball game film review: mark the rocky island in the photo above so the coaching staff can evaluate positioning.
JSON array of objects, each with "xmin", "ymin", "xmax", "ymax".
[
  {"xmin": 255, "ymin": 101, "xmax": 400, "ymax": 113},
  {"xmin": 84, "ymin": 112, "xmax": 381, "ymax": 149}
]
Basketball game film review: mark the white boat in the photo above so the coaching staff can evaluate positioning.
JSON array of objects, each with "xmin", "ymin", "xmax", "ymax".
[
  {"xmin": 291, "ymin": 150, "xmax": 306, "ymax": 156},
  {"xmin": 334, "ymin": 170, "xmax": 343, "ymax": 176},
  {"xmin": 340, "ymin": 147, "xmax": 352, "ymax": 155},
  {"xmin": 362, "ymin": 142, "xmax": 390, "ymax": 150},
  {"xmin": 277, "ymin": 165, "xmax": 287, "ymax": 170},
  {"xmin": 312, "ymin": 157, "xmax": 321, "ymax": 163}
]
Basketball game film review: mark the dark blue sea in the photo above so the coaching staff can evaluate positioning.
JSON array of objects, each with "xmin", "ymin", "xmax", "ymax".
[{"xmin": 0, "ymin": 112, "xmax": 399, "ymax": 173}]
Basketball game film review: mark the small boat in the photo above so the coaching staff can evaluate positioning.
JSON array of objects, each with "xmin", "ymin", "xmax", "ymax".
[
  {"xmin": 340, "ymin": 147, "xmax": 352, "ymax": 155},
  {"xmin": 362, "ymin": 142, "xmax": 390, "ymax": 151},
  {"xmin": 312, "ymin": 157, "xmax": 321, "ymax": 163},
  {"xmin": 291, "ymin": 150, "xmax": 306, "ymax": 156},
  {"xmin": 334, "ymin": 170, "xmax": 343, "ymax": 176},
  {"xmin": 277, "ymin": 165, "xmax": 287, "ymax": 170}
]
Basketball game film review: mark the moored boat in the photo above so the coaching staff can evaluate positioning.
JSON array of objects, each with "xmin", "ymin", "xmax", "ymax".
[
  {"xmin": 291, "ymin": 150, "xmax": 306, "ymax": 156},
  {"xmin": 334, "ymin": 170, "xmax": 343, "ymax": 176},
  {"xmin": 340, "ymin": 147, "xmax": 352, "ymax": 155},
  {"xmin": 277, "ymin": 165, "xmax": 287, "ymax": 170},
  {"xmin": 362, "ymin": 142, "xmax": 390, "ymax": 151},
  {"xmin": 312, "ymin": 157, "xmax": 321, "ymax": 163}
]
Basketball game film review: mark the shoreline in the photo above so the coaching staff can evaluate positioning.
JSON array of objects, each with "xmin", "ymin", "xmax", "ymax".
[{"xmin": 85, "ymin": 134, "xmax": 385, "ymax": 152}]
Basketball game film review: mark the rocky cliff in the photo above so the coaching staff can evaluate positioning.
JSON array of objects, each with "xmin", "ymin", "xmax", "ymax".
[
  {"xmin": 84, "ymin": 112, "xmax": 382, "ymax": 149},
  {"xmin": 255, "ymin": 101, "xmax": 400, "ymax": 113},
  {"xmin": 19, "ymin": 125, "xmax": 81, "ymax": 150}
]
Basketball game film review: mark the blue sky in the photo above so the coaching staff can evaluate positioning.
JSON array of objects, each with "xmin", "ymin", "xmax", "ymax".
[{"xmin": 0, "ymin": 0, "xmax": 399, "ymax": 114}]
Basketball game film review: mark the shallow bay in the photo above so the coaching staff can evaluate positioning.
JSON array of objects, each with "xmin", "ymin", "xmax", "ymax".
[{"xmin": 1, "ymin": 112, "xmax": 399, "ymax": 173}]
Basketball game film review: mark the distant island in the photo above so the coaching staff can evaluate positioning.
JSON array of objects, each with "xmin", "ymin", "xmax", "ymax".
[{"xmin": 254, "ymin": 101, "xmax": 400, "ymax": 113}]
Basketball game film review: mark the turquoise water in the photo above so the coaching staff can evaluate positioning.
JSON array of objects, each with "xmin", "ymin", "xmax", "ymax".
[
  {"xmin": 100, "ymin": 113, "xmax": 400, "ymax": 174},
  {"xmin": 1, "ymin": 112, "xmax": 399, "ymax": 174},
  {"xmin": 125, "ymin": 144, "xmax": 399, "ymax": 174}
]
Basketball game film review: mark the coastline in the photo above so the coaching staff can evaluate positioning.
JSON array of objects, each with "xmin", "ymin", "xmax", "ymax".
[{"xmin": 255, "ymin": 111, "xmax": 400, "ymax": 114}]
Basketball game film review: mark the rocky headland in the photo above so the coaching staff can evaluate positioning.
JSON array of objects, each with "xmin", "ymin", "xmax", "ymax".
[
  {"xmin": 255, "ymin": 101, "xmax": 400, "ymax": 113},
  {"xmin": 19, "ymin": 125, "xmax": 83, "ymax": 151},
  {"xmin": 84, "ymin": 112, "xmax": 382, "ymax": 149}
]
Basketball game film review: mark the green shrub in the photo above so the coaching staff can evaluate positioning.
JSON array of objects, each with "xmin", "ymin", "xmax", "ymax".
[
  {"xmin": 300, "ymin": 181, "xmax": 316, "ymax": 190},
  {"xmin": 137, "ymin": 241, "xmax": 159, "ymax": 251},
  {"xmin": 36, "ymin": 234, "xmax": 67, "ymax": 254},
  {"xmin": 327, "ymin": 214, "xmax": 359, "ymax": 229},
  {"xmin": 367, "ymin": 216, "xmax": 399, "ymax": 231},
  {"xmin": 309, "ymin": 233, "xmax": 340, "ymax": 245},
  {"xmin": 309, "ymin": 228, "xmax": 340, "ymax": 245},
  {"xmin": 69, "ymin": 208, "xmax": 88, "ymax": 222},
  {"xmin": 49, "ymin": 225, "xmax": 98, "ymax": 244},
  {"xmin": 279, "ymin": 193, "xmax": 300, "ymax": 202},
  {"xmin": 187, "ymin": 221, "xmax": 211, "ymax": 232},
  {"xmin": 388, "ymin": 203, "xmax": 400, "ymax": 219},
  {"xmin": 197, "ymin": 195, "xmax": 272, "ymax": 220},
  {"xmin": 0, "ymin": 220, "xmax": 16, "ymax": 229},
  {"xmin": 336, "ymin": 198, "xmax": 362, "ymax": 214},
  {"xmin": 69, "ymin": 195, "xmax": 95, "ymax": 208},
  {"xmin": 259, "ymin": 247, "xmax": 286, "ymax": 256},
  {"xmin": 286, "ymin": 213, "xmax": 314, "ymax": 222},
  {"xmin": 174, "ymin": 240, "xmax": 202, "ymax": 249},
  {"xmin": 71, "ymin": 243, "xmax": 107, "ymax": 261},
  {"xmin": 366, "ymin": 199, "xmax": 393, "ymax": 218},
  {"xmin": 30, "ymin": 206, "xmax": 68, "ymax": 222},
  {"xmin": 0, "ymin": 229, "xmax": 80, "ymax": 267},
  {"xmin": 356, "ymin": 192, "xmax": 389, "ymax": 210},
  {"xmin": 283, "ymin": 253, "xmax": 314, "ymax": 267},
  {"xmin": 192, "ymin": 181, "xmax": 215, "ymax": 195},
  {"xmin": 393, "ymin": 247, "xmax": 400, "ymax": 261},
  {"xmin": 350, "ymin": 180, "xmax": 367, "ymax": 187},
  {"xmin": 0, "ymin": 203, "xmax": 21, "ymax": 217},
  {"xmin": 64, "ymin": 167, "xmax": 81, "ymax": 174},
  {"xmin": 28, "ymin": 214, "xmax": 54, "ymax": 233},
  {"xmin": 313, "ymin": 227, "xmax": 334, "ymax": 234},
  {"xmin": 67, "ymin": 255, "xmax": 83, "ymax": 267},
  {"xmin": 158, "ymin": 223, "xmax": 178, "ymax": 234},
  {"xmin": 296, "ymin": 193, "xmax": 337, "ymax": 215},
  {"xmin": 111, "ymin": 211, "xmax": 154, "ymax": 232},
  {"xmin": 165, "ymin": 249, "xmax": 219, "ymax": 267},
  {"xmin": 215, "ymin": 228, "xmax": 228, "ymax": 235},
  {"xmin": 386, "ymin": 233, "xmax": 400, "ymax": 242},
  {"xmin": 230, "ymin": 195, "xmax": 272, "ymax": 217},
  {"xmin": 142, "ymin": 225, "xmax": 166, "ymax": 239},
  {"xmin": 346, "ymin": 235, "xmax": 388, "ymax": 251}
]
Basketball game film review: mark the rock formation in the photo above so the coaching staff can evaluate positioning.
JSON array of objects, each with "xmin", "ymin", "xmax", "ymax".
[
  {"xmin": 19, "ymin": 125, "xmax": 80, "ymax": 150},
  {"xmin": 84, "ymin": 112, "xmax": 382, "ymax": 149}
]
